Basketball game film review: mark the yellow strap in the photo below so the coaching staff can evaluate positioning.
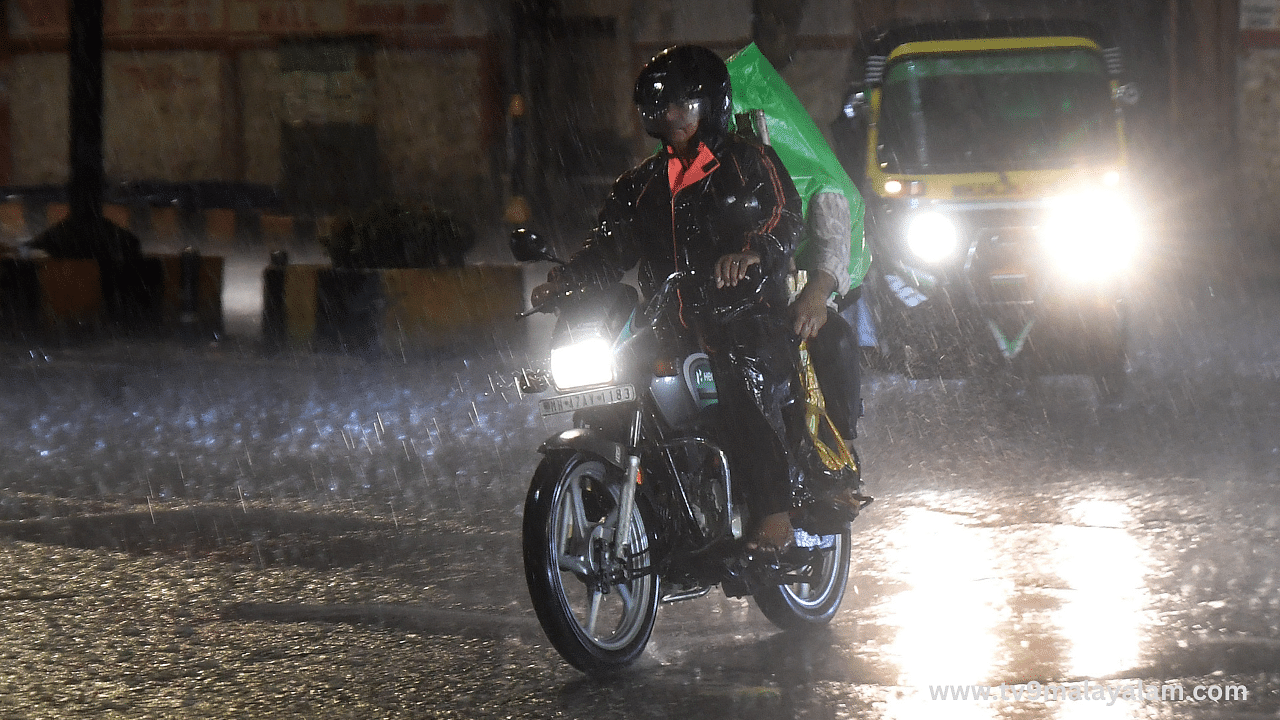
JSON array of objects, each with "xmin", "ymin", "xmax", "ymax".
[{"xmin": 798, "ymin": 340, "xmax": 858, "ymax": 473}]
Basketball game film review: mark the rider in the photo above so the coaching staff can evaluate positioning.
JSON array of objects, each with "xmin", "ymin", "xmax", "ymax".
[
  {"xmin": 530, "ymin": 45, "xmax": 809, "ymax": 552},
  {"xmin": 791, "ymin": 191, "xmax": 863, "ymax": 441},
  {"xmin": 725, "ymin": 42, "xmax": 869, "ymax": 443}
]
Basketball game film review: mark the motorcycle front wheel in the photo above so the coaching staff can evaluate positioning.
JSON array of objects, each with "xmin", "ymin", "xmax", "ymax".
[
  {"xmin": 753, "ymin": 529, "xmax": 851, "ymax": 631},
  {"xmin": 523, "ymin": 452, "xmax": 660, "ymax": 674}
]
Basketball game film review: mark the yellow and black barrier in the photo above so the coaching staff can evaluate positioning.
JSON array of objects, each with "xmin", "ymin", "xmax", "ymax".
[
  {"xmin": 0, "ymin": 257, "xmax": 102, "ymax": 332},
  {"xmin": 262, "ymin": 260, "xmax": 525, "ymax": 354},
  {"xmin": 0, "ymin": 199, "xmax": 332, "ymax": 250},
  {"xmin": 0, "ymin": 251, "xmax": 223, "ymax": 338}
]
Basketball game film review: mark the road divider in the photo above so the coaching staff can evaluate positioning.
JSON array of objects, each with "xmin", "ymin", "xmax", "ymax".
[
  {"xmin": 0, "ymin": 251, "xmax": 223, "ymax": 338},
  {"xmin": 262, "ymin": 259, "xmax": 525, "ymax": 354},
  {"xmin": 0, "ymin": 199, "xmax": 333, "ymax": 250}
]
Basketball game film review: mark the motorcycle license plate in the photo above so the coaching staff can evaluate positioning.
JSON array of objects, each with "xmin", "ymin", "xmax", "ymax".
[{"xmin": 539, "ymin": 384, "xmax": 636, "ymax": 416}]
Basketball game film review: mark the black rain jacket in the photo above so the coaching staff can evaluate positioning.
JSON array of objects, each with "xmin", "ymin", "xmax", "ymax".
[
  {"xmin": 553, "ymin": 132, "xmax": 802, "ymax": 317},
  {"xmin": 550, "ymin": 131, "xmax": 812, "ymax": 517}
]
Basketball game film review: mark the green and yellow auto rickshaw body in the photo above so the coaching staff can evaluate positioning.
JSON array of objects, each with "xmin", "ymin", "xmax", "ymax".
[{"xmin": 836, "ymin": 20, "xmax": 1140, "ymax": 390}]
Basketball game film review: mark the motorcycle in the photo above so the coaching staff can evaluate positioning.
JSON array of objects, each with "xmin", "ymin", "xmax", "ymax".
[{"xmin": 510, "ymin": 229, "xmax": 871, "ymax": 674}]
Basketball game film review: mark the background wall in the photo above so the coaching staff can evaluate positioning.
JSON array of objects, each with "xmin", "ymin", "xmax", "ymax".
[
  {"xmin": 105, "ymin": 52, "xmax": 226, "ymax": 181},
  {"xmin": 1, "ymin": 0, "xmax": 1269, "ymax": 252},
  {"xmin": 8, "ymin": 53, "xmax": 68, "ymax": 185},
  {"xmin": 1239, "ymin": 0, "xmax": 1280, "ymax": 244},
  {"xmin": 240, "ymin": 49, "xmax": 283, "ymax": 187},
  {"xmin": 376, "ymin": 48, "xmax": 489, "ymax": 213},
  {"xmin": 1240, "ymin": 48, "xmax": 1280, "ymax": 240},
  {"xmin": 1, "ymin": 0, "xmax": 497, "ymax": 232}
]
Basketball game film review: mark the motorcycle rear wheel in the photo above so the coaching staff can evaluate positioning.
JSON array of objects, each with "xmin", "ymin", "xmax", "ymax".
[
  {"xmin": 523, "ymin": 453, "xmax": 659, "ymax": 674},
  {"xmin": 753, "ymin": 529, "xmax": 851, "ymax": 631}
]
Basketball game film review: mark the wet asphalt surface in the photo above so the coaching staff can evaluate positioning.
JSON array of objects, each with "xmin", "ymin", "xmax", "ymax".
[{"xmin": 1, "ymin": 239, "xmax": 1278, "ymax": 719}]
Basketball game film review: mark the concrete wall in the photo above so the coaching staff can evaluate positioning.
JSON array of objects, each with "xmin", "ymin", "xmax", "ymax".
[
  {"xmin": 11, "ymin": 52, "xmax": 227, "ymax": 185},
  {"xmin": 8, "ymin": 54, "xmax": 68, "ymax": 185},
  {"xmin": 107, "ymin": 52, "xmax": 227, "ymax": 181},
  {"xmin": 3, "ymin": 0, "xmax": 496, "ymax": 229},
  {"xmin": 3, "ymin": 0, "xmax": 1266, "ymax": 244},
  {"xmin": 235, "ymin": 43, "xmax": 492, "ymax": 211},
  {"xmin": 1239, "ymin": 49, "xmax": 1280, "ymax": 240},
  {"xmin": 10, "ymin": 42, "xmax": 494, "ymax": 218},
  {"xmin": 240, "ymin": 50, "xmax": 284, "ymax": 187},
  {"xmin": 376, "ymin": 48, "xmax": 490, "ymax": 211}
]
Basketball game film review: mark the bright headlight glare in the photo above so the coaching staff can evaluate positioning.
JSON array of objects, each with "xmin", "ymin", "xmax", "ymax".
[
  {"xmin": 1041, "ymin": 191, "xmax": 1140, "ymax": 279},
  {"xmin": 906, "ymin": 212, "xmax": 959, "ymax": 263},
  {"xmin": 549, "ymin": 337, "xmax": 614, "ymax": 390}
]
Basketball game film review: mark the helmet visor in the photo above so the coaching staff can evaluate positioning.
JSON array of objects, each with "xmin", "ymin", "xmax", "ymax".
[{"xmin": 637, "ymin": 97, "xmax": 704, "ymax": 140}]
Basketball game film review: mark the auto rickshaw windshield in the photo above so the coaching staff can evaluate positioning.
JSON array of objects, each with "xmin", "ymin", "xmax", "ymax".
[{"xmin": 877, "ymin": 48, "xmax": 1121, "ymax": 174}]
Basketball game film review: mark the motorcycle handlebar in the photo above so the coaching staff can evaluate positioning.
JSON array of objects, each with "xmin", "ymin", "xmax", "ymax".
[
  {"xmin": 518, "ymin": 271, "xmax": 692, "ymax": 321},
  {"xmin": 518, "ymin": 284, "xmax": 580, "ymax": 318},
  {"xmin": 638, "ymin": 270, "xmax": 690, "ymax": 326},
  {"xmin": 519, "ymin": 266, "xmax": 761, "ymax": 324}
]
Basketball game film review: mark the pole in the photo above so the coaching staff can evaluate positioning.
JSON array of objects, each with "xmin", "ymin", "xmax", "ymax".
[{"xmin": 67, "ymin": 0, "xmax": 105, "ymax": 232}]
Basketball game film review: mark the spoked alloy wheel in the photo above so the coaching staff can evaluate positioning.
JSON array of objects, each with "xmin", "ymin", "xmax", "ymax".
[
  {"xmin": 754, "ymin": 529, "xmax": 851, "ymax": 631},
  {"xmin": 523, "ymin": 453, "xmax": 659, "ymax": 674}
]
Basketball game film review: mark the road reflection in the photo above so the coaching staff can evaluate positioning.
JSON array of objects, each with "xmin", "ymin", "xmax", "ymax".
[
  {"xmin": 876, "ymin": 498, "xmax": 1005, "ymax": 720},
  {"xmin": 873, "ymin": 492, "xmax": 1156, "ymax": 719},
  {"xmin": 879, "ymin": 500, "xmax": 1006, "ymax": 686},
  {"xmin": 1053, "ymin": 498, "xmax": 1152, "ymax": 679}
]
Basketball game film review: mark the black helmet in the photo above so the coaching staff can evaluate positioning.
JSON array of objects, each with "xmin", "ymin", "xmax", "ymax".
[{"xmin": 633, "ymin": 45, "xmax": 731, "ymax": 140}]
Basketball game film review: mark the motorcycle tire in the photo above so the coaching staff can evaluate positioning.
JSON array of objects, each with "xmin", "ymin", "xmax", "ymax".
[
  {"xmin": 753, "ymin": 528, "xmax": 851, "ymax": 631},
  {"xmin": 523, "ymin": 452, "xmax": 660, "ymax": 675}
]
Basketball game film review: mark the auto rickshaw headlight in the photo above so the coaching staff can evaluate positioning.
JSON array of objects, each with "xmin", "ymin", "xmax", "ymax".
[
  {"xmin": 1040, "ymin": 191, "xmax": 1140, "ymax": 280},
  {"xmin": 906, "ymin": 211, "xmax": 959, "ymax": 263}
]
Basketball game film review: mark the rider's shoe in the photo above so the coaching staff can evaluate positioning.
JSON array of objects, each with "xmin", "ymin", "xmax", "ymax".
[
  {"xmin": 792, "ymin": 486, "xmax": 873, "ymax": 535},
  {"xmin": 829, "ymin": 485, "xmax": 873, "ymax": 514}
]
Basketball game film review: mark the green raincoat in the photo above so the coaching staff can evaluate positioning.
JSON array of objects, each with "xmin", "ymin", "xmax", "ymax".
[{"xmin": 726, "ymin": 43, "xmax": 870, "ymax": 291}]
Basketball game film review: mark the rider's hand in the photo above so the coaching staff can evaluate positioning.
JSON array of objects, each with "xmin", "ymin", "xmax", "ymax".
[
  {"xmin": 530, "ymin": 281, "xmax": 563, "ymax": 307},
  {"xmin": 791, "ymin": 269, "xmax": 838, "ymax": 339},
  {"xmin": 792, "ymin": 283, "xmax": 829, "ymax": 339},
  {"xmin": 714, "ymin": 252, "xmax": 761, "ymax": 288}
]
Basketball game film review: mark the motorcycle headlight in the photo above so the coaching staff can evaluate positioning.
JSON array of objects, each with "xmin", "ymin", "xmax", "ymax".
[
  {"xmin": 548, "ymin": 337, "xmax": 614, "ymax": 390},
  {"xmin": 1040, "ymin": 191, "xmax": 1140, "ymax": 280},
  {"xmin": 906, "ymin": 211, "xmax": 959, "ymax": 263}
]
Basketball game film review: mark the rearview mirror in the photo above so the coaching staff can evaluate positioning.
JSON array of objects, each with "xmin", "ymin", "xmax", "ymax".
[
  {"xmin": 1115, "ymin": 83, "xmax": 1141, "ymax": 106},
  {"xmin": 509, "ymin": 228, "xmax": 563, "ymax": 264},
  {"xmin": 842, "ymin": 88, "xmax": 868, "ymax": 122}
]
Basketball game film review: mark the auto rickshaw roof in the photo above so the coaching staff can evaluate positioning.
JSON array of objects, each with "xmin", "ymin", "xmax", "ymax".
[
  {"xmin": 858, "ymin": 19, "xmax": 1123, "ymax": 85},
  {"xmin": 861, "ymin": 18, "xmax": 1116, "ymax": 57}
]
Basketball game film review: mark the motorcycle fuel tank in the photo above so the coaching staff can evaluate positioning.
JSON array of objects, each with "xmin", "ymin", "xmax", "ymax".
[{"xmin": 649, "ymin": 353, "xmax": 717, "ymax": 429}]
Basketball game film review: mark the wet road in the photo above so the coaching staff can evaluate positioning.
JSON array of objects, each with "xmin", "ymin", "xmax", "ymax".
[{"xmin": 0, "ymin": 240, "xmax": 1277, "ymax": 718}]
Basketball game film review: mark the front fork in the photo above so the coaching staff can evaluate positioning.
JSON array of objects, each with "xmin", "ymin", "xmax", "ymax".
[{"xmin": 613, "ymin": 406, "xmax": 644, "ymax": 561}]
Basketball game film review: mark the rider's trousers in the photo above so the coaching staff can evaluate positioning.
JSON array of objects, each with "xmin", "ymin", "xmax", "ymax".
[{"xmin": 699, "ymin": 311, "xmax": 804, "ymax": 519}]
